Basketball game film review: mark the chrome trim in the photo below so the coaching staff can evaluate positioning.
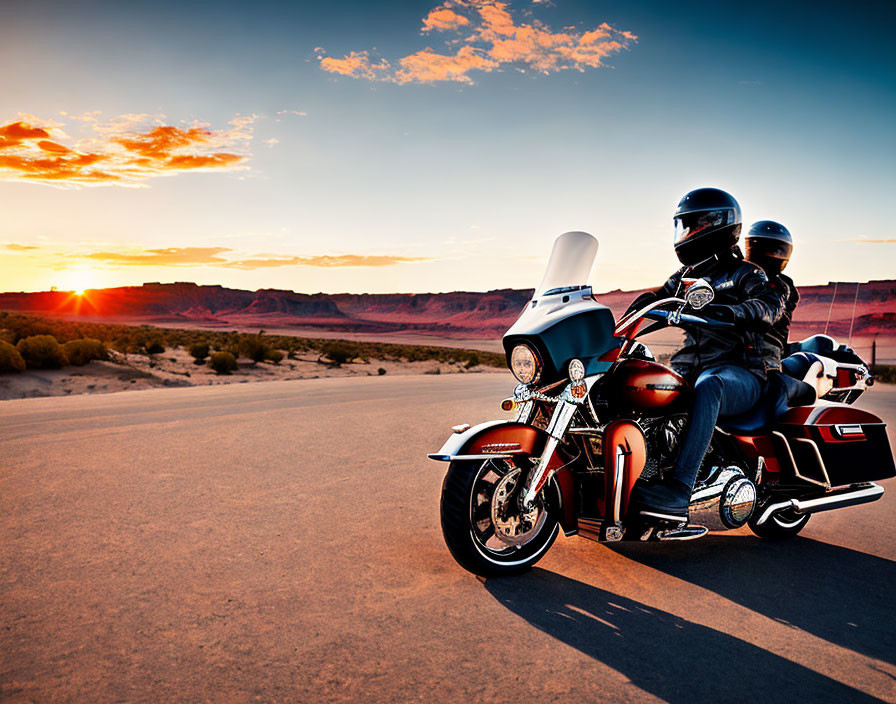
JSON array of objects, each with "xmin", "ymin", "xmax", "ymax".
[
  {"xmin": 612, "ymin": 445, "xmax": 625, "ymax": 524},
  {"xmin": 793, "ymin": 437, "xmax": 833, "ymax": 490},
  {"xmin": 688, "ymin": 467, "xmax": 756, "ymax": 531},
  {"xmin": 614, "ymin": 296, "xmax": 686, "ymax": 336},
  {"xmin": 428, "ymin": 453, "xmax": 514, "ymax": 462},
  {"xmin": 521, "ymin": 399, "xmax": 577, "ymax": 507},
  {"xmin": 429, "ymin": 419, "xmax": 517, "ymax": 460},
  {"xmin": 515, "ymin": 400, "xmax": 534, "ymax": 424},
  {"xmin": 754, "ymin": 483, "xmax": 884, "ymax": 525},
  {"xmin": 755, "ymin": 499, "xmax": 793, "ymax": 526},
  {"xmin": 771, "ymin": 431, "xmax": 830, "ymax": 489},
  {"xmin": 640, "ymin": 510, "xmax": 688, "ymax": 523},
  {"xmin": 792, "ymin": 483, "xmax": 883, "ymax": 513}
]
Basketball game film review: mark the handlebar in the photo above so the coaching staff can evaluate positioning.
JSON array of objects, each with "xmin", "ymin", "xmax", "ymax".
[{"xmin": 644, "ymin": 308, "xmax": 735, "ymax": 329}]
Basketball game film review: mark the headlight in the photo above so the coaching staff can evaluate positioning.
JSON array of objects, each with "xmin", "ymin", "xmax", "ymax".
[
  {"xmin": 510, "ymin": 344, "xmax": 541, "ymax": 385},
  {"xmin": 685, "ymin": 281, "xmax": 714, "ymax": 310}
]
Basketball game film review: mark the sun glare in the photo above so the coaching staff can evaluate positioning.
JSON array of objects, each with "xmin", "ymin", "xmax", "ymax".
[{"xmin": 59, "ymin": 268, "xmax": 97, "ymax": 296}]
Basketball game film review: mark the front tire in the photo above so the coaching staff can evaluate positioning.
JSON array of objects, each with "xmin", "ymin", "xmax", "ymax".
[
  {"xmin": 440, "ymin": 458, "xmax": 560, "ymax": 577},
  {"xmin": 748, "ymin": 503, "xmax": 810, "ymax": 539}
]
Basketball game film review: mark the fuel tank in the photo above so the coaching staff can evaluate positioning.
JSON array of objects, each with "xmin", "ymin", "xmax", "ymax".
[{"xmin": 604, "ymin": 359, "xmax": 688, "ymax": 411}]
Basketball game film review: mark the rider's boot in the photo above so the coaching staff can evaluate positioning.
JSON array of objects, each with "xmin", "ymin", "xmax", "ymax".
[{"xmin": 631, "ymin": 477, "xmax": 691, "ymax": 522}]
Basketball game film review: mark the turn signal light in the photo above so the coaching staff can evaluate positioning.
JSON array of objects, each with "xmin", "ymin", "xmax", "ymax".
[
  {"xmin": 571, "ymin": 382, "xmax": 587, "ymax": 398},
  {"xmin": 501, "ymin": 399, "xmax": 515, "ymax": 411}
]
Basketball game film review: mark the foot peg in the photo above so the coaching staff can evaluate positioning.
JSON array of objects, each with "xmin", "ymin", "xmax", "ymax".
[
  {"xmin": 638, "ymin": 514, "xmax": 708, "ymax": 542},
  {"xmin": 655, "ymin": 525, "xmax": 708, "ymax": 541}
]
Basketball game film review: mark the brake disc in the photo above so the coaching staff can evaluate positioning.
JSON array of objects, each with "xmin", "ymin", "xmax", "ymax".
[{"xmin": 489, "ymin": 468, "xmax": 548, "ymax": 546}]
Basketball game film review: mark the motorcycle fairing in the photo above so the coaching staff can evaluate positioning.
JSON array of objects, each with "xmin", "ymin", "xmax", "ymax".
[
  {"xmin": 503, "ymin": 296, "xmax": 618, "ymax": 383},
  {"xmin": 429, "ymin": 420, "xmax": 577, "ymax": 533}
]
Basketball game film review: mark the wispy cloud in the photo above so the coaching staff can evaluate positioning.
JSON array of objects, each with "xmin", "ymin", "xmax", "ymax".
[
  {"xmin": 842, "ymin": 238, "xmax": 896, "ymax": 244},
  {"xmin": 0, "ymin": 113, "xmax": 254, "ymax": 188},
  {"xmin": 223, "ymin": 254, "xmax": 429, "ymax": 269},
  {"xmin": 16, "ymin": 244, "xmax": 430, "ymax": 270},
  {"xmin": 318, "ymin": 1, "xmax": 636, "ymax": 85},
  {"xmin": 2, "ymin": 243, "xmax": 40, "ymax": 251}
]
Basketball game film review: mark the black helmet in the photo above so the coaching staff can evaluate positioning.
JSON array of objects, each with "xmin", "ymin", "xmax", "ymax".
[
  {"xmin": 673, "ymin": 188, "xmax": 742, "ymax": 266},
  {"xmin": 745, "ymin": 220, "xmax": 792, "ymax": 275}
]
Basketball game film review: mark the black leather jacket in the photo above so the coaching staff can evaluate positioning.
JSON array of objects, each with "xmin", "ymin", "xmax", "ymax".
[
  {"xmin": 625, "ymin": 250, "xmax": 784, "ymax": 381},
  {"xmin": 763, "ymin": 273, "xmax": 799, "ymax": 371}
]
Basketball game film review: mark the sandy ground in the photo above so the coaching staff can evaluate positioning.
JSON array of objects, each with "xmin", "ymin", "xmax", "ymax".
[
  {"xmin": 0, "ymin": 346, "xmax": 500, "ymax": 401},
  {"xmin": 1, "ymin": 376, "xmax": 894, "ymax": 703}
]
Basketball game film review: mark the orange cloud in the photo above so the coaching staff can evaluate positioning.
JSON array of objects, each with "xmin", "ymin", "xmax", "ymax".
[
  {"xmin": 319, "ymin": 1, "xmax": 636, "ymax": 84},
  {"xmin": 0, "ymin": 114, "xmax": 253, "ymax": 187},
  {"xmin": 422, "ymin": 8, "xmax": 470, "ymax": 31},
  {"xmin": 3, "ymin": 243, "xmax": 39, "ymax": 251},
  {"xmin": 26, "ymin": 245, "xmax": 430, "ymax": 270},
  {"xmin": 83, "ymin": 247, "xmax": 233, "ymax": 266},
  {"xmin": 223, "ymin": 254, "xmax": 430, "ymax": 269}
]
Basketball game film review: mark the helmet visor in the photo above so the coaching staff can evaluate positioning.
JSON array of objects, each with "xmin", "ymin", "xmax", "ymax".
[
  {"xmin": 745, "ymin": 237, "xmax": 793, "ymax": 264},
  {"xmin": 674, "ymin": 208, "xmax": 736, "ymax": 244}
]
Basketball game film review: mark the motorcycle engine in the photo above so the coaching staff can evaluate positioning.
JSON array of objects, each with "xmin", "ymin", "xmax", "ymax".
[
  {"xmin": 640, "ymin": 413, "xmax": 688, "ymax": 481},
  {"xmin": 689, "ymin": 467, "xmax": 757, "ymax": 531}
]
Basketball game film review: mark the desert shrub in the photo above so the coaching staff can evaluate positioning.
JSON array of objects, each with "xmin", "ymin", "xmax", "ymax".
[
  {"xmin": 63, "ymin": 338, "xmax": 107, "ymax": 366},
  {"xmin": 378, "ymin": 367, "xmax": 387, "ymax": 375},
  {"xmin": 265, "ymin": 348, "xmax": 284, "ymax": 365},
  {"xmin": 188, "ymin": 342, "xmax": 210, "ymax": 364},
  {"xmin": 239, "ymin": 336, "xmax": 269, "ymax": 363},
  {"xmin": 208, "ymin": 351, "xmax": 238, "ymax": 375},
  {"xmin": 873, "ymin": 364, "xmax": 896, "ymax": 384},
  {"xmin": 0, "ymin": 340, "xmax": 26, "ymax": 373},
  {"xmin": 464, "ymin": 353, "xmax": 481, "ymax": 369},
  {"xmin": 141, "ymin": 337, "xmax": 165, "ymax": 355},
  {"xmin": 16, "ymin": 335, "xmax": 68, "ymax": 369},
  {"xmin": 320, "ymin": 341, "xmax": 359, "ymax": 366}
]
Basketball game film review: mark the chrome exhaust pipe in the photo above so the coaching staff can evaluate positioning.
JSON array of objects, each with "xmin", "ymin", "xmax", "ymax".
[{"xmin": 754, "ymin": 482, "xmax": 884, "ymax": 526}]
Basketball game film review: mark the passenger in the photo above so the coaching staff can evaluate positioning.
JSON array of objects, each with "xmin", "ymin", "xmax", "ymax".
[
  {"xmin": 626, "ymin": 188, "xmax": 785, "ymax": 521},
  {"xmin": 744, "ymin": 221, "xmax": 797, "ymax": 370}
]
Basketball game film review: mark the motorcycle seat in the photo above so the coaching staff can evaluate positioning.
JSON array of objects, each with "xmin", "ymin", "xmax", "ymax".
[
  {"xmin": 718, "ymin": 371, "xmax": 816, "ymax": 435},
  {"xmin": 786, "ymin": 334, "xmax": 865, "ymax": 366}
]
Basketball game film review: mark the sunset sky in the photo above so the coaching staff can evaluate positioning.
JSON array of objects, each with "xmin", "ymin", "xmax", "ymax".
[{"xmin": 1, "ymin": 0, "xmax": 894, "ymax": 295}]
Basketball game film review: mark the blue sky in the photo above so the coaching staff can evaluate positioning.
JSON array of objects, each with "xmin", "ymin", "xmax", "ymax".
[{"xmin": 0, "ymin": 0, "xmax": 893, "ymax": 294}]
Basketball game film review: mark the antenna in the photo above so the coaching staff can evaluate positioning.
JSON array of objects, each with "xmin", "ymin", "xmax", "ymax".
[
  {"xmin": 847, "ymin": 282, "xmax": 861, "ymax": 346},
  {"xmin": 824, "ymin": 282, "xmax": 838, "ymax": 335}
]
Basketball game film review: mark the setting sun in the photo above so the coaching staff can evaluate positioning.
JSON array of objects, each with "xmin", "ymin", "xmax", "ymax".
[{"xmin": 58, "ymin": 268, "xmax": 96, "ymax": 297}]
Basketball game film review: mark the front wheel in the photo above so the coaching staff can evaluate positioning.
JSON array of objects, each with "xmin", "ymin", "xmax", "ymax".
[
  {"xmin": 748, "ymin": 502, "xmax": 810, "ymax": 539},
  {"xmin": 440, "ymin": 458, "xmax": 560, "ymax": 577}
]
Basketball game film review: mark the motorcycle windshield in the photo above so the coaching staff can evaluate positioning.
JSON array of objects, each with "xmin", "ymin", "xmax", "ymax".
[{"xmin": 534, "ymin": 231, "xmax": 599, "ymax": 297}]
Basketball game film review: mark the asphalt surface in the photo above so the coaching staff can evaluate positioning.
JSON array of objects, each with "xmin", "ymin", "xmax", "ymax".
[{"xmin": 2, "ymin": 375, "xmax": 895, "ymax": 703}]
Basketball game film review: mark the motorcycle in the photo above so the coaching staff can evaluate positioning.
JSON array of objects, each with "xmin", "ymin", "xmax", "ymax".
[{"xmin": 430, "ymin": 231, "xmax": 896, "ymax": 576}]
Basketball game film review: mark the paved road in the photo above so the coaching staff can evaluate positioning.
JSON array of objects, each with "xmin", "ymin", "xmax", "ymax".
[{"xmin": 2, "ymin": 375, "xmax": 895, "ymax": 703}]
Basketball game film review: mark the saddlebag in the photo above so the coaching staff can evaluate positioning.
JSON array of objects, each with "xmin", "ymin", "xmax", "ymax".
[{"xmin": 774, "ymin": 406, "xmax": 896, "ymax": 488}]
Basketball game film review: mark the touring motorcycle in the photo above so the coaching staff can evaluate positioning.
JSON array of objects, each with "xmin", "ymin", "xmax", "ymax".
[{"xmin": 430, "ymin": 232, "xmax": 896, "ymax": 576}]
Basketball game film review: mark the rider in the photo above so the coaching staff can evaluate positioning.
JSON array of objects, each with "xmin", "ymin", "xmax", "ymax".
[
  {"xmin": 627, "ymin": 188, "xmax": 785, "ymax": 521},
  {"xmin": 744, "ymin": 220, "xmax": 796, "ymax": 370}
]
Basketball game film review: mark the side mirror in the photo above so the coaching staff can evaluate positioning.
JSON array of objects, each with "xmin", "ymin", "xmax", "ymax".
[{"xmin": 685, "ymin": 279, "xmax": 714, "ymax": 310}]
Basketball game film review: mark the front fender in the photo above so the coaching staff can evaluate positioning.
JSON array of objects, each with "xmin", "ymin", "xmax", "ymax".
[
  {"xmin": 428, "ymin": 420, "xmax": 576, "ymax": 535},
  {"xmin": 428, "ymin": 420, "xmax": 546, "ymax": 461}
]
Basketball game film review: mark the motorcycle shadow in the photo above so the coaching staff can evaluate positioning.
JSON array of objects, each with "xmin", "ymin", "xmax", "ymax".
[
  {"xmin": 607, "ymin": 533, "xmax": 895, "ymax": 666},
  {"xmin": 484, "ymin": 568, "xmax": 883, "ymax": 704}
]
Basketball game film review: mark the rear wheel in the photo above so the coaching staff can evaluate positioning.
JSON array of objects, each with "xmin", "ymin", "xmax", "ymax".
[
  {"xmin": 748, "ymin": 503, "xmax": 810, "ymax": 539},
  {"xmin": 440, "ymin": 458, "xmax": 560, "ymax": 577}
]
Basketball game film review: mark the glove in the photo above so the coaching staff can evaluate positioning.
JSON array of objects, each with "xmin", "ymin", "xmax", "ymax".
[{"xmin": 700, "ymin": 304, "xmax": 736, "ymax": 323}]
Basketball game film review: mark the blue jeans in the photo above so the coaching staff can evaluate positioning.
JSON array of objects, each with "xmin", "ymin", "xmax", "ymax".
[{"xmin": 674, "ymin": 366, "xmax": 762, "ymax": 489}]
